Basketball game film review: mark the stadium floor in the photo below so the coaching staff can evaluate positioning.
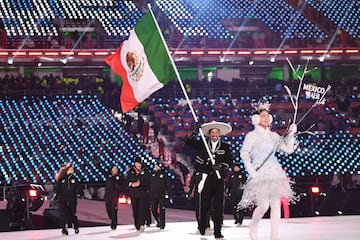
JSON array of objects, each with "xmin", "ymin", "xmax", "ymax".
[
  {"xmin": 0, "ymin": 215, "xmax": 359, "ymax": 240},
  {"xmin": 1, "ymin": 199, "xmax": 359, "ymax": 239}
]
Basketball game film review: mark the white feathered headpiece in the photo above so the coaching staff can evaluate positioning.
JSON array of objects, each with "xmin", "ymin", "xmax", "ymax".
[
  {"xmin": 250, "ymin": 100, "xmax": 273, "ymax": 125},
  {"xmin": 251, "ymin": 100, "xmax": 271, "ymax": 114}
]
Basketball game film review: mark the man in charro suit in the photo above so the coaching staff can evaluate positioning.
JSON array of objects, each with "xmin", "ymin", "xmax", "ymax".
[{"xmin": 185, "ymin": 121, "xmax": 233, "ymax": 239}]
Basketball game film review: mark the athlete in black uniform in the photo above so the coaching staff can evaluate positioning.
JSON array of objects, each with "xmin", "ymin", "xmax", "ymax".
[
  {"xmin": 227, "ymin": 163, "xmax": 247, "ymax": 225},
  {"xmin": 105, "ymin": 165, "xmax": 122, "ymax": 230},
  {"xmin": 149, "ymin": 162, "xmax": 173, "ymax": 229},
  {"xmin": 55, "ymin": 162, "xmax": 82, "ymax": 236},
  {"xmin": 127, "ymin": 157, "xmax": 151, "ymax": 232}
]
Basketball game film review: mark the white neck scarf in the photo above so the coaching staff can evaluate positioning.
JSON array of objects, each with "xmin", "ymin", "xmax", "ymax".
[{"xmin": 211, "ymin": 140, "xmax": 219, "ymax": 153}]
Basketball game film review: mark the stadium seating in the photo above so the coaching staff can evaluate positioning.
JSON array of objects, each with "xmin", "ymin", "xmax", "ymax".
[
  {"xmin": 0, "ymin": 0, "xmax": 142, "ymax": 39},
  {"xmin": 147, "ymin": 94, "xmax": 360, "ymax": 177},
  {"xmin": 5, "ymin": 0, "xmax": 360, "ymax": 49},
  {"xmin": 156, "ymin": 0, "xmax": 327, "ymax": 39},
  {"xmin": 0, "ymin": 95, "xmax": 175, "ymax": 184},
  {"xmin": 306, "ymin": 0, "xmax": 360, "ymax": 38}
]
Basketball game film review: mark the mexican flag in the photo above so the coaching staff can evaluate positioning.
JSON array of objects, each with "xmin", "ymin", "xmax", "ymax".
[{"xmin": 105, "ymin": 11, "xmax": 177, "ymax": 113}]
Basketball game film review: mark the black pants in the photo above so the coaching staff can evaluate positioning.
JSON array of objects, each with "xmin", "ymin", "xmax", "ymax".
[
  {"xmin": 59, "ymin": 201, "xmax": 78, "ymax": 230},
  {"xmin": 130, "ymin": 196, "xmax": 147, "ymax": 230},
  {"xmin": 230, "ymin": 192, "xmax": 244, "ymax": 224},
  {"xmin": 194, "ymin": 193, "xmax": 210, "ymax": 229},
  {"xmin": 145, "ymin": 195, "xmax": 152, "ymax": 226},
  {"xmin": 106, "ymin": 198, "xmax": 118, "ymax": 229},
  {"xmin": 198, "ymin": 173, "xmax": 224, "ymax": 236},
  {"xmin": 151, "ymin": 197, "xmax": 166, "ymax": 228}
]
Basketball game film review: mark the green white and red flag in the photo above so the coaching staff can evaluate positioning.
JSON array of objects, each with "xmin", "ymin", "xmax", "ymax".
[{"xmin": 105, "ymin": 11, "xmax": 177, "ymax": 113}]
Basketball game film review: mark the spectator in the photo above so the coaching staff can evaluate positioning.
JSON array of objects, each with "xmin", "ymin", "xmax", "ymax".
[
  {"xmin": 158, "ymin": 137, "xmax": 165, "ymax": 161},
  {"xmin": 137, "ymin": 116, "xmax": 144, "ymax": 142},
  {"xmin": 142, "ymin": 121, "xmax": 150, "ymax": 144},
  {"xmin": 330, "ymin": 173, "xmax": 345, "ymax": 192},
  {"xmin": 152, "ymin": 119, "xmax": 161, "ymax": 143}
]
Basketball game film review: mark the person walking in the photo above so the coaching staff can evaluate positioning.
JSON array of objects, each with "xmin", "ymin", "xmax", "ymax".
[
  {"xmin": 238, "ymin": 101, "xmax": 297, "ymax": 240},
  {"xmin": 105, "ymin": 165, "xmax": 122, "ymax": 230},
  {"xmin": 55, "ymin": 162, "xmax": 81, "ymax": 236},
  {"xmin": 227, "ymin": 163, "xmax": 247, "ymax": 225},
  {"xmin": 185, "ymin": 121, "xmax": 233, "ymax": 239},
  {"xmin": 127, "ymin": 157, "xmax": 151, "ymax": 232},
  {"xmin": 149, "ymin": 162, "xmax": 173, "ymax": 229}
]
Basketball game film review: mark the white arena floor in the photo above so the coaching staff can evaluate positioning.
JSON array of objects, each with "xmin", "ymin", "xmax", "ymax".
[
  {"xmin": 0, "ymin": 215, "xmax": 359, "ymax": 240},
  {"xmin": 1, "ymin": 199, "xmax": 360, "ymax": 239}
]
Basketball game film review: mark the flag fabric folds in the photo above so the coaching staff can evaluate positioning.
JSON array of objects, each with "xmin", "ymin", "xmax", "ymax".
[{"xmin": 105, "ymin": 11, "xmax": 177, "ymax": 113}]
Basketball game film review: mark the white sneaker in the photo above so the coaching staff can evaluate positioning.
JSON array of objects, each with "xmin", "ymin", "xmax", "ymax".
[{"xmin": 139, "ymin": 225, "xmax": 145, "ymax": 232}]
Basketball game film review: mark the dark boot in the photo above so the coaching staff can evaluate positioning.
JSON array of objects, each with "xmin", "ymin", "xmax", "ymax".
[
  {"xmin": 62, "ymin": 228, "xmax": 68, "ymax": 236},
  {"xmin": 215, "ymin": 233, "xmax": 224, "ymax": 239}
]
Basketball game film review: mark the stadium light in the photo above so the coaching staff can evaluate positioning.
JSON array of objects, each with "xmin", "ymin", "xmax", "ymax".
[
  {"xmin": 8, "ymin": 57, "xmax": 14, "ymax": 65},
  {"xmin": 311, "ymin": 186, "xmax": 320, "ymax": 194},
  {"xmin": 28, "ymin": 189, "xmax": 38, "ymax": 197},
  {"xmin": 60, "ymin": 58, "xmax": 68, "ymax": 64}
]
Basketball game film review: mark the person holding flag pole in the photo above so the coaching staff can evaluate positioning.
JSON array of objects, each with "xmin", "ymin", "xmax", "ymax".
[
  {"xmin": 185, "ymin": 120, "xmax": 233, "ymax": 239},
  {"xmin": 105, "ymin": 5, "xmax": 232, "ymax": 238},
  {"xmin": 105, "ymin": 4, "xmax": 223, "ymax": 180}
]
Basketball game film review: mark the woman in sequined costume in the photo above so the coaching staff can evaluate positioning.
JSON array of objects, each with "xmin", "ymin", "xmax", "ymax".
[{"xmin": 238, "ymin": 102, "xmax": 297, "ymax": 240}]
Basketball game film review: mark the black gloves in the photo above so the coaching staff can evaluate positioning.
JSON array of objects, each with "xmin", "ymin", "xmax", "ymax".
[
  {"xmin": 212, "ymin": 164, "xmax": 222, "ymax": 171},
  {"xmin": 165, "ymin": 193, "xmax": 174, "ymax": 204},
  {"xmin": 185, "ymin": 191, "xmax": 192, "ymax": 200},
  {"xmin": 191, "ymin": 122, "xmax": 202, "ymax": 137}
]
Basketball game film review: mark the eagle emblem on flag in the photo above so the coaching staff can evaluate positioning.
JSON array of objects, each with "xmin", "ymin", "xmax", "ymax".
[{"xmin": 126, "ymin": 51, "xmax": 144, "ymax": 82}]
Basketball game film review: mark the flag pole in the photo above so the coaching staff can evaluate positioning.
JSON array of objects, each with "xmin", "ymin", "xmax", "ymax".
[{"xmin": 147, "ymin": 6, "xmax": 221, "ymax": 179}]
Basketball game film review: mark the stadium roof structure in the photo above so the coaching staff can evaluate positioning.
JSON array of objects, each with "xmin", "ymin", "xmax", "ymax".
[{"xmin": 1, "ymin": 48, "xmax": 360, "ymax": 68}]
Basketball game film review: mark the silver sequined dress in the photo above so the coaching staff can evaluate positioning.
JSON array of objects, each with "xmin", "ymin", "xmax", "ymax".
[{"xmin": 238, "ymin": 125, "xmax": 296, "ymax": 208}]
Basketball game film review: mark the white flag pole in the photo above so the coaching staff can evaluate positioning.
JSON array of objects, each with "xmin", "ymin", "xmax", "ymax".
[{"xmin": 148, "ymin": 6, "xmax": 221, "ymax": 179}]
